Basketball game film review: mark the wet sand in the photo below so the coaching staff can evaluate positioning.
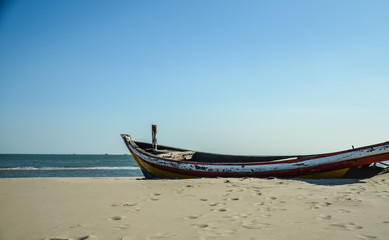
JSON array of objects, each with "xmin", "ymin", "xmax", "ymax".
[{"xmin": 1, "ymin": 175, "xmax": 389, "ymax": 240}]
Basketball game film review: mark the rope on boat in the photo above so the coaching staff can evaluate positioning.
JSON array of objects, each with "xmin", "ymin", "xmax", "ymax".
[
  {"xmin": 380, "ymin": 162, "xmax": 389, "ymax": 167},
  {"xmin": 372, "ymin": 162, "xmax": 389, "ymax": 168}
]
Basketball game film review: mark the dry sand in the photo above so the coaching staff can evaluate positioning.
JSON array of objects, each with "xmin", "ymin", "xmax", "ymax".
[{"xmin": 1, "ymin": 175, "xmax": 389, "ymax": 240}]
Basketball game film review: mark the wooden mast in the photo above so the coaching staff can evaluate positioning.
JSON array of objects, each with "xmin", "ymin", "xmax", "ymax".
[{"xmin": 152, "ymin": 124, "xmax": 157, "ymax": 151}]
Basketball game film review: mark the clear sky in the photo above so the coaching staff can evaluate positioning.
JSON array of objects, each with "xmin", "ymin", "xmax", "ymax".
[{"xmin": 1, "ymin": 0, "xmax": 388, "ymax": 154}]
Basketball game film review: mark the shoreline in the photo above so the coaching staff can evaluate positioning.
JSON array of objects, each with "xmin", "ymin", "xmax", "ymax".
[{"xmin": 1, "ymin": 176, "xmax": 389, "ymax": 240}]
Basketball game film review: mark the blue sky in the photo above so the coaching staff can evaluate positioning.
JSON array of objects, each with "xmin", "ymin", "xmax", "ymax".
[{"xmin": 1, "ymin": 0, "xmax": 388, "ymax": 154}]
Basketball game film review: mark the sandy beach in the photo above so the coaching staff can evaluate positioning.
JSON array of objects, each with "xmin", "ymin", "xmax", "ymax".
[{"xmin": 1, "ymin": 175, "xmax": 389, "ymax": 240}]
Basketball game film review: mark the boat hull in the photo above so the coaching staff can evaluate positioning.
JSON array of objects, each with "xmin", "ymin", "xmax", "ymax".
[
  {"xmin": 122, "ymin": 134, "xmax": 389, "ymax": 179},
  {"xmin": 131, "ymin": 148, "xmax": 352, "ymax": 178}
]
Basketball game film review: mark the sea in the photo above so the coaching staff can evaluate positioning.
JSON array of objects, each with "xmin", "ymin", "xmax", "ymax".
[{"xmin": 0, "ymin": 154, "xmax": 143, "ymax": 178}]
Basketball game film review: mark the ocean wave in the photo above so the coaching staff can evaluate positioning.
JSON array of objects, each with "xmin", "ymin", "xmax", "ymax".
[{"xmin": 0, "ymin": 166, "xmax": 140, "ymax": 171}]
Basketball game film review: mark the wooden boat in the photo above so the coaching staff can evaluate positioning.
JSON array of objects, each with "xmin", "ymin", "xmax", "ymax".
[{"xmin": 121, "ymin": 127, "xmax": 389, "ymax": 179}]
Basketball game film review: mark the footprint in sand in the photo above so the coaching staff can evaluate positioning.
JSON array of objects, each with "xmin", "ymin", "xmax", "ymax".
[
  {"xmin": 266, "ymin": 196, "xmax": 277, "ymax": 201},
  {"xmin": 229, "ymin": 197, "xmax": 240, "ymax": 201},
  {"xmin": 308, "ymin": 201, "xmax": 332, "ymax": 209},
  {"xmin": 116, "ymin": 223, "xmax": 131, "ymax": 230},
  {"xmin": 253, "ymin": 202, "xmax": 265, "ymax": 207},
  {"xmin": 44, "ymin": 236, "xmax": 95, "ymax": 240},
  {"xmin": 121, "ymin": 202, "xmax": 137, "ymax": 207},
  {"xmin": 125, "ymin": 206, "xmax": 141, "ymax": 213},
  {"xmin": 355, "ymin": 234, "xmax": 378, "ymax": 239},
  {"xmin": 327, "ymin": 223, "xmax": 363, "ymax": 230},
  {"xmin": 208, "ymin": 203, "xmax": 219, "ymax": 207},
  {"xmin": 231, "ymin": 213, "xmax": 250, "ymax": 219},
  {"xmin": 79, "ymin": 237, "xmax": 95, "ymax": 240},
  {"xmin": 185, "ymin": 215, "xmax": 201, "ymax": 220},
  {"xmin": 317, "ymin": 214, "xmax": 332, "ymax": 220},
  {"xmin": 44, "ymin": 238, "xmax": 70, "ymax": 240},
  {"xmin": 192, "ymin": 223, "xmax": 209, "ymax": 228},
  {"xmin": 211, "ymin": 208, "xmax": 227, "ymax": 212},
  {"xmin": 109, "ymin": 216, "xmax": 123, "ymax": 221}
]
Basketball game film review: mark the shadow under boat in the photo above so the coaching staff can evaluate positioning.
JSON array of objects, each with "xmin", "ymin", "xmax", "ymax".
[{"xmin": 295, "ymin": 165, "xmax": 389, "ymax": 186}]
